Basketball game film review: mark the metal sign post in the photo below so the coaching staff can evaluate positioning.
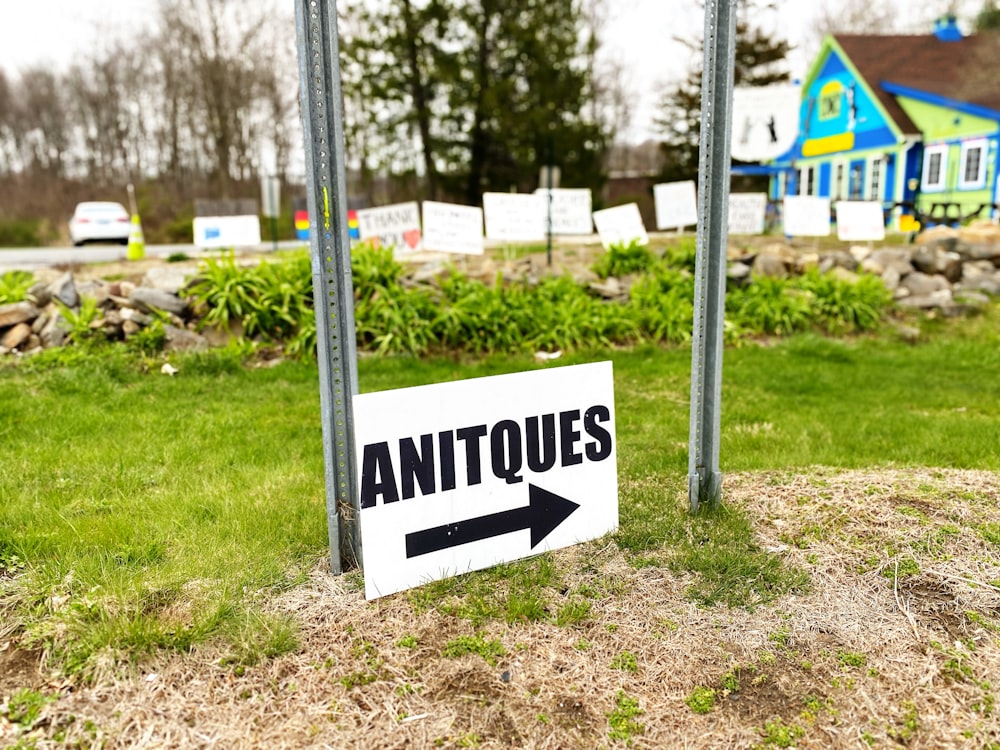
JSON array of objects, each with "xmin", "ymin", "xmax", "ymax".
[
  {"xmin": 688, "ymin": 0, "xmax": 736, "ymax": 512},
  {"xmin": 294, "ymin": 0, "xmax": 362, "ymax": 572}
]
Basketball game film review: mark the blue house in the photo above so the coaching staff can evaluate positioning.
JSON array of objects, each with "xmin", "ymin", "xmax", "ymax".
[{"xmin": 770, "ymin": 16, "xmax": 1000, "ymax": 229}]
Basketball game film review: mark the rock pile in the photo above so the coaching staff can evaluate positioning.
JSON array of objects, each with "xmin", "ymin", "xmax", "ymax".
[
  {"xmin": 0, "ymin": 266, "xmax": 209, "ymax": 357},
  {"xmin": 722, "ymin": 222, "xmax": 1000, "ymax": 315},
  {"xmin": 2, "ymin": 222, "xmax": 998, "ymax": 357}
]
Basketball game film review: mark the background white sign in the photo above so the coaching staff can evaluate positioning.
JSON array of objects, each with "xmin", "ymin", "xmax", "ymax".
[
  {"xmin": 533, "ymin": 188, "xmax": 594, "ymax": 235},
  {"xmin": 728, "ymin": 193, "xmax": 768, "ymax": 235},
  {"xmin": 356, "ymin": 201, "xmax": 423, "ymax": 254},
  {"xmin": 421, "ymin": 201, "xmax": 484, "ymax": 255},
  {"xmin": 782, "ymin": 196, "xmax": 831, "ymax": 237},
  {"xmin": 354, "ymin": 362, "xmax": 619, "ymax": 600},
  {"xmin": 193, "ymin": 215, "xmax": 261, "ymax": 248},
  {"xmin": 731, "ymin": 83, "xmax": 801, "ymax": 162},
  {"xmin": 592, "ymin": 203, "xmax": 649, "ymax": 248},
  {"xmin": 653, "ymin": 180, "xmax": 698, "ymax": 230},
  {"xmin": 835, "ymin": 201, "xmax": 886, "ymax": 241},
  {"xmin": 482, "ymin": 192, "xmax": 547, "ymax": 242}
]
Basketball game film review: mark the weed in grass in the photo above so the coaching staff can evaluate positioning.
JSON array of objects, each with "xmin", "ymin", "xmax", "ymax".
[
  {"xmin": 768, "ymin": 628, "xmax": 791, "ymax": 648},
  {"xmin": 888, "ymin": 701, "xmax": 920, "ymax": 743},
  {"xmin": 882, "ymin": 557, "xmax": 921, "ymax": 579},
  {"xmin": 722, "ymin": 668, "xmax": 741, "ymax": 693},
  {"xmin": 667, "ymin": 504, "xmax": 811, "ymax": 609},
  {"xmin": 442, "ymin": 634, "xmax": 506, "ymax": 666},
  {"xmin": 758, "ymin": 717, "xmax": 805, "ymax": 747},
  {"xmin": 555, "ymin": 600, "xmax": 591, "ymax": 627},
  {"xmin": 396, "ymin": 634, "xmax": 419, "ymax": 648},
  {"xmin": 980, "ymin": 523, "xmax": 1000, "ymax": 548},
  {"xmin": 837, "ymin": 651, "xmax": 867, "ymax": 668},
  {"xmin": 610, "ymin": 650, "xmax": 638, "ymax": 673},
  {"xmin": 607, "ymin": 690, "xmax": 644, "ymax": 745},
  {"xmin": 2, "ymin": 688, "xmax": 56, "ymax": 727},
  {"xmin": 573, "ymin": 639, "xmax": 592, "ymax": 651},
  {"xmin": 685, "ymin": 686, "xmax": 716, "ymax": 714}
]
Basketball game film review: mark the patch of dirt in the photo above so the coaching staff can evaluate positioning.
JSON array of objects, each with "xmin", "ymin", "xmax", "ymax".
[
  {"xmin": 3, "ymin": 469, "xmax": 1000, "ymax": 749},
  {"xmin": 0, "ymin": 644, "xmax": 43, "ymax": 695}
]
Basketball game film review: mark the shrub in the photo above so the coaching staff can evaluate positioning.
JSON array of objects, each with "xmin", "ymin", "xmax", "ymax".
[
  {"xmin": 0, "ymin": 270, "xmax": 34, "ymax": 304},
  {"xmin": 592, "ymin": 240, "xmax": 655, "ymax": 279}
]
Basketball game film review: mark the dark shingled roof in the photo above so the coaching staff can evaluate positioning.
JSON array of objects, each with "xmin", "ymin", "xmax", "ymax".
[{"xmin": 833, "ymin": 32, "xmax": 1000, "ymax": 136}]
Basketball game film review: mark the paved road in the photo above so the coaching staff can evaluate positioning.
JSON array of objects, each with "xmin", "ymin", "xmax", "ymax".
[{"xmin": 0, "ymin": 241, "xmax": 305, "ymax": 272}]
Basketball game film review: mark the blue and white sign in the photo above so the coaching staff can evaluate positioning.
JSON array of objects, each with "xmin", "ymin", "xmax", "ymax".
[
  {"xmin": 354, "ymin": 362, "xmax": 619, "ymax": 599},
  {"xmin": 193, "ymin": 215, "xmax": 262, "ymax": 248}
]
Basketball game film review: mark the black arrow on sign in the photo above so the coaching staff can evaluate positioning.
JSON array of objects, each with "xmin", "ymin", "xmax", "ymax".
[{"xmin": 405, "ymin": 484, "xmax": 580, "ymax": 559}]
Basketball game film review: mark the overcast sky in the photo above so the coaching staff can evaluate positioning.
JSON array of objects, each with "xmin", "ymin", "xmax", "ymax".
[{"xmin": 0, "ymin": 0, "xmax": 984, "ymax": 142}]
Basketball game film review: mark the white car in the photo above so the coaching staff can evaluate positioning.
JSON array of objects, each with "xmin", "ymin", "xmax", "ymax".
[{"xmin": 68, "ymin": 202, "xmax": 131, "ymax": 246}]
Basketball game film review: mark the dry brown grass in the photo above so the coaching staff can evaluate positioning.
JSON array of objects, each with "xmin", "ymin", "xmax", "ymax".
[{"xmin": 3, "ymin": 468, "xmax": 999, "ymax": 749}]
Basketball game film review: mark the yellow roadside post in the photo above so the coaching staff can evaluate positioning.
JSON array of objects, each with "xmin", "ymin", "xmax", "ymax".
[{"xmin": 126, "ymin": 183, "xmax": 145, "ymax": 260}]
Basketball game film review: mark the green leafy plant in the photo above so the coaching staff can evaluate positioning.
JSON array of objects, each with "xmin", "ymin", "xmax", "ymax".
[
  {"xmin": 593, "ymin": 240, "xmax": 655, "ymax": 279},
  {"xmin": 442, "ymin": 634, "xmax": 507, "ymax": 666},
  {"xmin": 607, "ymin": 690, "xmax": 645, "ymax": 745},
  {"xmin": 0, "ymin": 270, "xmax": 34, "ymax": 304},
  {"xmin": 686, "ymin": 686, "xmax": 716, "ymax": 714}
]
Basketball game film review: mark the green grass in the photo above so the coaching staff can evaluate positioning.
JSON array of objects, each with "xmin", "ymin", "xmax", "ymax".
[{"xmin": 1, "ymin": 309, "xmax": 999, "ymax": 673}]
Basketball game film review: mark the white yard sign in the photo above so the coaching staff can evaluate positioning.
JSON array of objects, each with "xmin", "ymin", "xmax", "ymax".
[
  {"xmin": 731, "ymin": 83, "xmax": 801, "ymax": 162},
  {"xmin": 728, "ymin": 193, "xmax": 768, "ymax": 235},
  {"xmin": 482, "ymin": 192, "xmax": 547, "ymax": 242},
  {"xmin": 653, "ymin": 181, "xmax": 699, "ymax": 230},
  {"xmin": 835, "ymin": 201, "xmax": 886, "ymax": 241},
  {"xmin": 356, "ymin": 201, "xmax": 423, "ymax": 255},
  {"xmin": 783, "ymin": 196, "xmax": 831, "ymax": 237},
  {"xmin": 421, "ymin": 201, "xmax": 484, "ymax": 255},
  {"xmin": 193, "ymin": 215, "xmax": 262, "ymax": 248},
  {"xmin": 534, "ymin": 188, "xmax": 594, "ymax": 235},
  {"xmin": 354, "ymin": 362, "xmax": 619, "ymax": 600},
  {"xmin": 592, "ymin": 203, "xmax": 648, "ymax": 248}
]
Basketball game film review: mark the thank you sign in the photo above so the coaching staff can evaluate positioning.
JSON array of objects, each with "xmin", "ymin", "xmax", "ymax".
[
  {"xmin": 353, "ymin": 362, "xmax": 619, "ymax": 599},
  {"xmin": 356, "ymin": 201, "xmax": 423, "ymax": 254}
]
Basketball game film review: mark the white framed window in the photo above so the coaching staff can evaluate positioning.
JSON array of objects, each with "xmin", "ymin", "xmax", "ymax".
[
  {"xmin": 922, "ymin": 144, "xmax": 948, "ymax": 191},
  {"xmin": 833, "ymin": 161, "xmax": 846, "ymax": 200},
  {"xmin": 798, "ymin": 165, "xmax": 816, "ymax": 196},
  {"xmin": 959, "ymin": 138, "xmax": 987, "ymax": 189},
  {"xmin": 849, "ymin": 163, "xmax": 864, "ymax": 199},
  {"xmin": 869, "ymin": 157, "xmax": 882, "ymax": 201}
]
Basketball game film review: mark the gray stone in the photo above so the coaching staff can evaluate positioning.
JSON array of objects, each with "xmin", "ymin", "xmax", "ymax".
[
  {"xmin": 794, "ymin": 253, "xmax": 820, "ymax": 273},
  {"xmin": 163, "ymin": 324, "xmax": 207, "ymax": 352},
  {"xmin": 821, "ymin": 250, "xmax": 858, "ymax": 271},
  {"xmin": 727, "ymin": 262, "xmax": 752, "ymax": 281},
  {"xmin": 122, "ymin": 319, "xmax": 141, "ymax": 336},
  {"xmin": 141, "ymin": 266, "xmax": 196, "ymax": 294},
  {"xmin": 752, "ymin": 252, "xmax": 788, "ymax": 278},
  {"xmin": 28, "ymin": 281, "xmax": 51, "ymax": 307},
  {"xmin": 900, "ymin": 271, "xmax": 950, "ymax": 297},
  {"xmin": 48, "ymin": 272, "xmax": 79, "ymax": 309},
  {"xmin": 880, "ymin": 265, "xmax": 901, "ymax": 291},
  {"xmin": 935, "ymin": 251, "xmax": 963, "ymax": 283},
  {"xmin": 1, "ymin": 322, "xmax": 32, "ymax": 349},
  {"xmin": 848, "ymin": 245, "xmax": 873, "ymax": 263},
  {"xmin": 129, "ymin": 287, "xmax": 188, "ymax": 316},
  {"xmin": 589, "ymin": 277, "xmax": 623, "ymax": 299},
  {"xmin": 897, "ymin": 289, "xmax": 954, "ymax": 309},
  {"xmin": 40, "ymin": 313, "xmax": 67, "ymax": 348},
  {"xmin": 863, "ymin": 248, "xmax": 913, "ymax": 276},
  {"xmin": 954, "ymin": 290, "xmax": 991, "ymax": 307},
  {"xmin": 910, "ymin": 245, "xmax": 938, "ymax": 274},
  {"xmin": 0, "ymin": 301, "xmax": 40, "ymax": 328}
]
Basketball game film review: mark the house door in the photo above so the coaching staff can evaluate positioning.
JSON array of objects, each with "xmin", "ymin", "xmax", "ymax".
[{"xmin": 849, "ymin": 160, "xmax": 865, "ymax": 199}]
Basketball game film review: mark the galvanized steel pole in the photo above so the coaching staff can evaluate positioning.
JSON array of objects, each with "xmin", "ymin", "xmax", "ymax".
[
  {"xmin": 294, "ymin": 0, "xmax": 362, "ymax": 572},
  {"xmin": 688, "ymin": 0, "xmax": 736, "ymax": 512}
]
